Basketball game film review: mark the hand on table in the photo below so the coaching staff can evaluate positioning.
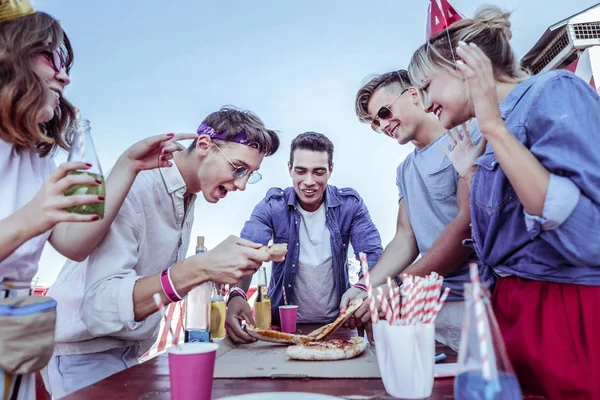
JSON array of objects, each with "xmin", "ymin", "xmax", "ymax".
[{"xmin": 224, "ymin": 296, "xmax": 257, "ymax": 344}]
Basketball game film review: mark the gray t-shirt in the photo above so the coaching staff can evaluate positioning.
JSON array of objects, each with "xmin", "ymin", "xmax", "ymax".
[{"xmin": 396, "ymin": 125, "xmax": 481, "ymax": 300}]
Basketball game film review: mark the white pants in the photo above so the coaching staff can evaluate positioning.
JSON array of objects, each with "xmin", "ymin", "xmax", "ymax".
[
  {"xmin": 42, "ymin": 347, "xmax": 138, "ymax": 399},
  {"xmin": 433, "ymin": 300, "xmax": 464, "ymax": 352}
]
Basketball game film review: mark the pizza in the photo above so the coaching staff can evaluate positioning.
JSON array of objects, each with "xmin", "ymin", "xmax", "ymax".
[
  {"xmin": 245, "ymin": 325, "xmax": 312, "ymax": 345},
  {"xmin": 286, "ymin": 337, "xmax": 367, "ymax": 361},
  {"xmin": 260, "ymin": 243, "xmax": 288, "ymax": 262},
  {"xmin": 307, "ymin": 298, "xmax": 363, "ymax": 341}
]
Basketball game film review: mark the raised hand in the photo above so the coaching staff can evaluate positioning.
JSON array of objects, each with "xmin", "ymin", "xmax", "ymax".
[
  {"xmin": 455, "ymin": 41, "xmax": 506, "ymax": 136},
  {"xmin": 440, "ymin": 122, "xmax": 486, "ymax": 183},
  {"xmin": 122, "ymin": 133, "xmax": 198, "ymax": 173}
]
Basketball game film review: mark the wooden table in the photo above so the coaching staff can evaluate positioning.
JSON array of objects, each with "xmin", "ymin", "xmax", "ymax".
[{"xmin": 65, "ymin": 326, "xmax": 544, "ymax": 400}]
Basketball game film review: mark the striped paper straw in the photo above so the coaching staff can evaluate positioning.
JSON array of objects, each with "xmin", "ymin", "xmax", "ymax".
[
  {"xmin": 359, "ymin": 253, "xmax": 379, "ymax": 324},
  {"xmin": 282, "ymin": 285, "xmax": 288, "ymax": 306},
  {"xmin": 469, "ymin": 263, "xmax": 491, "ymax": 380},
  {"xmin": 387, "ymin": 277, "xmax": 399, "ymax": 324},
  {"xmin": 377, "ymin": 287, "xmax": 393, "ymax": 325},
  {"xmin": 153, "ymin": 293, "xmax": 176, "ymax": 342},
  {"xmin": 429, "ymin": 287, "xmax": 451, "ymax": 323}
]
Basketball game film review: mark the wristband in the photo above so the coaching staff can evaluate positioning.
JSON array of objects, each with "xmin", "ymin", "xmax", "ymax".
[
  {"xmin": 160, "ymin": 268, "xmax": 182, "ymax": 302},
  {"xmin": 226, "ymin": 287, "xmax": 247, "ymax": 306}
]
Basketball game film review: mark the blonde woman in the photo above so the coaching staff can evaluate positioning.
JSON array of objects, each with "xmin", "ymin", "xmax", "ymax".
[{"xmin": 408, "ymin": 6, "xmax": 600, "ymax": 399}]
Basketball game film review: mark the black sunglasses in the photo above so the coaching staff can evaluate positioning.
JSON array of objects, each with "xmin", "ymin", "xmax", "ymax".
[{"xmin": 371, "ymin": 88, "xmax": 409, "ymax": 133}]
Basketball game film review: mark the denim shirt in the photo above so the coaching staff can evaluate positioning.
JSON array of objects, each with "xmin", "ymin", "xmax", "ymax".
[
  {"xmin": 471, "ymin": 70, "xmax": 600, "ymax": 285},
  {"xmin": 240, "ymin": 185, "xmax": 383, "ymax": 323}
]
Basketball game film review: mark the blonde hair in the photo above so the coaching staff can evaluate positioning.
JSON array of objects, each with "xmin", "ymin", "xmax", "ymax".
[
  {"xmin": 408, "ymin": 5, "xmax": 529, "ymax": 89},
  {"xmin": 0, "ymin": 12, "xmax": 77, "ymax": 157}
]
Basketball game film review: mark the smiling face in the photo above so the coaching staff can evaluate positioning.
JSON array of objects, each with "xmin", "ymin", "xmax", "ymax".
[
  {"xmin": 367, "ymin": 85, "xmax": 427, "ymax": 145},
  {"xmin": 30, "ymin": 39, "xmax": 70, "ymax": 123},
  {"xmin": 288, "ymin": 149, "xmax": 332, "ymax": 212},
  {"xmin": 422, "ymin": 70, "xmax": 472, "ymax": 130},
  {"xmin": 186, "ymin": 136, "xmax": 265, "ymax": 203}
]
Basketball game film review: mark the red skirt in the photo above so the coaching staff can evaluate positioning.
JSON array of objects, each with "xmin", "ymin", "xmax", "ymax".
[{"xmin": 492, "ymin": 276, "xmax": 600, "ymax": 400}]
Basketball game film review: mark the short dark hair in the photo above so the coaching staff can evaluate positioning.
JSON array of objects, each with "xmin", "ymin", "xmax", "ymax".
[
  {"xmin": 289, "ymin": 132, "xmax": 334, "ymax": 169},
  {"xmin": 355, "ymin": 70, "xmax": 412, "ymax": 123},
  {"xmin": 188, "ymin": 106, "xmax": 280, "ymax": 156}
]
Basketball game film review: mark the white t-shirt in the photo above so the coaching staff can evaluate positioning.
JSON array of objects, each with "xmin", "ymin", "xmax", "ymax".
[
  {"xmin": 0, "ymin": 139, "xmax": 56, "ymax": 283},
  {"xmin": 292, "ymin": 203, "xmax": 338, "ymax": 323}
]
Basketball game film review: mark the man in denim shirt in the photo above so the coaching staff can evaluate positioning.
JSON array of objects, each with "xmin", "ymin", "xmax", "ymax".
[{"xmin": 225, "ymin": 132, "xmax": 383, "ymax": 343}]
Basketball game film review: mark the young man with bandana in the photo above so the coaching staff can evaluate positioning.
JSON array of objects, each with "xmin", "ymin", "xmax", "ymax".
[
  {"xmin": 43, "ymin": 107, "xmax": 280, "ymax": 398},
  {"xmin": 224, "ymin": 132, "xmax": 383, "ymax": 344}
]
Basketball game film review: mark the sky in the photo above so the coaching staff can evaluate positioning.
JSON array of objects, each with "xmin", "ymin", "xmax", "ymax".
[{"xmin": 33, "ymin": 0, "xmax": 600, "ymax": 283}]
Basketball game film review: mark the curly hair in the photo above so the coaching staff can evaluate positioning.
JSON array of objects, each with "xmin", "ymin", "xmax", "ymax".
[{"xmin": 0, "ymin": 12, "xmax": 77, "ymax": 156}]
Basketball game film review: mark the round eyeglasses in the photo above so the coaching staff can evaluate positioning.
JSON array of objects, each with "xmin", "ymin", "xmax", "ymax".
[{"xmin": 213, "ymin": 143, "xmax": 262, "ymax": 184}]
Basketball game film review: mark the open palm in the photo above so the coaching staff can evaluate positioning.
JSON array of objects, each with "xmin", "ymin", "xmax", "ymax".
[{"xmin": 440, "ymin": 123, "xmax": 487, "ymax": 180}]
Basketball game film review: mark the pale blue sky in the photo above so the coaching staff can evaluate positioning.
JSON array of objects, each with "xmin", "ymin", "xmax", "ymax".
[{"xmin": 34, "ymin": 0, "xmax": 599, "ymax": 283}]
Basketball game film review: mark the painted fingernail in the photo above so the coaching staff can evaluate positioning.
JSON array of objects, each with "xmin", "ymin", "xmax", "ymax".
[
  {"xmin": 85, "ymin": 163, "xmax": 93, "ymax": 167},
  {"xmin": 98, "ymin": 196, "xmax": 105, "ymax": 201},
  {"xmin": 456, "ymin": 60, "xmax": 464, "ymax": 66},
  {"xmin": 160, "ymin": 155, "xmax": 166, "ymax": 161},
  {"xmin": 469, "ymin": 42, "xmax": 478, "ymax": 47},
  {"xmin": 458, "ymin": 40, "xmax": 467, "ymax": 46},
  {"xmin": 167, "ymin": 133, "xmax": 174, "ymax": 137},
  {"xmin": 92, "ymin": 215, "xmax": 100, "ymax": 221},
  {"xmin": 162, "ymin": 149, "xmax": 168, "ymax": 154},
  {"xmin": 95, "ymin": 179, "xmax": 101, "ymax": 184}
]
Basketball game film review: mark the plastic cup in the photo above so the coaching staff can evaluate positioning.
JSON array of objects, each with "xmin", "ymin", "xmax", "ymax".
[
  {"xmin": 278, "ymin": 305, "xmax": 299, "ymax": 333},
  {"xmin": 374, "ymin": 322, "xmax": 435, "ymax": 399},
  {"xmin": 168, "ymin": 342, "xmax": 219, "ymax": 400}
]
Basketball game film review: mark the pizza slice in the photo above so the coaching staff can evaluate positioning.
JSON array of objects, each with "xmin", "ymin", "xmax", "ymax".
[
  {"xmin": 260, "ymin": 243, "xmax": 288, "ymax": 262},
  {"xmin": 307, "ymin": 298, "xmax": 363, "ymax": 341},
  {"xmin": 286, "ymin": 337, "xmax": 367, "ymax": 361},
  {"xmin": 245, "ymin": 325, "xmax": 313, "ymax": 345}
]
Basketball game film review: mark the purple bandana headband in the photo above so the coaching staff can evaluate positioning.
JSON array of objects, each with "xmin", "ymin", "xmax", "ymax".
[{"xmin": 197, "ymin": 123, "xmax": 261, "ymax": 150}]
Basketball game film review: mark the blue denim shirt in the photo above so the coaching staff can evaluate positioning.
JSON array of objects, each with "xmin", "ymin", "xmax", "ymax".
[
  {"xmin": 471, "ymin": 70, "xmax": 600, "ymax": 285},
  {"xmin": 240, "ymin": 185, "xmax": 383, "ymax": 323}
]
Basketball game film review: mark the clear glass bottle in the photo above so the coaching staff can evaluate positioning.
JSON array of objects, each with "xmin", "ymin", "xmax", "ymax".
[
  {"xmin": 65, "ymin": 118, "xmax": 105, "ymax": 219},
  {"xmin": 185, "ymin": 236, "xmax": 211, "ymax": 342},
  {"xmin": 253, "ymin": 266, "xmax": 272, "ymax": 330},
  {"xmin": 210, "ymin": 283, "xmax": 226, "ymax": 340},
  {"xmin": 454, "ymin": 283, "xmax": 522, "ymax": 400}
]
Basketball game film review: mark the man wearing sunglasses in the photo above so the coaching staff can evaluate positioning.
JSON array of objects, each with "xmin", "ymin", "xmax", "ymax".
[
  {"xmin": 44, "ymin": 107, "xmax": 281, "ymax": 398},
  {"xmin": 225, "ymin": 132, "xmax": 383, "ymax": 344},
  {"xmin": 342, "ymin": 70, "xmax": 494, "ymax": 350}
]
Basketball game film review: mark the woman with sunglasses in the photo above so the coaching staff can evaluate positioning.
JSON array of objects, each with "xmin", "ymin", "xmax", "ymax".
[
  {"xmin": 0, "ymin": 9, "xmax": 195, "ymax": 399},
  {"xmin": 408, "ymin": 5, "xmax": 600, "ymax": 399}
]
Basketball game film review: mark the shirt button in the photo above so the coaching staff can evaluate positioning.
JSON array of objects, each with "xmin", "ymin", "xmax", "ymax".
[
  {"xmin": 343, "ymin": 244, "xmax": 346, "ymax": 247},
  {"xmin": 491, "ymin": 161, "xmax": 497, "ymax": 168},
  {"xmin": 288, "ymin": 284, "xmax": 292, "ymax": 288},
  {"xmin": 295, "ymin": 220, "xmax": 298, "ymax": 224},
  {"xmin": 296, "ymin": 243, "xmax": 299, "ymax": 246},
  {"xmin": 292, "ymin": 264, "xmax": 295, "ymax": 268}
]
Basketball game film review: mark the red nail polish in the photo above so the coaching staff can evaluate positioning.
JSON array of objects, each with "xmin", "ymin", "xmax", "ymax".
[
  {"xmin": 162, "ymin": 149, "xmax": 168, "ymax": 154},
  {"xmin": 167, "ymin": 133, "xmax": 174, "ymax": 137},
  {"xmin": 92, "ymin": 215, "xmax": 100, "ymax": 221},
  {"xmin": 160, "ymin": 155, "xmax": 166, "ymax": 161},
  {"xmin": 98, "ymin": 196, "xmax": 105, "ymax": 201},
  {"xmin": 95, "ymin": 179, "xmax": 102, "ymax": 184},
  {"xmin": 86, "ymin": 163, "xmax": 92, "ymax": 167}
]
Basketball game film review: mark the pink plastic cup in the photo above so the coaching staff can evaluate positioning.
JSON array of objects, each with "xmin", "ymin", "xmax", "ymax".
[
  {"xmin": 168, "ymin": 342, "xmax": 219, "ymax": 400},
  {"xmin": 279, "ymin": 305, "xmax": 299, "ymax": 333}
]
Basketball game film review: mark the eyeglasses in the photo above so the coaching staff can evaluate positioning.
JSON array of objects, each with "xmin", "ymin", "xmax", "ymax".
[
  {"xmin": 41, "ymin": 48, "xmax": 66, "ymax": 73},
  {"xmin": 371, "ymin": 88, "xmax": 409, "ymax": 133},
  {"xmin": 213, "ymin": 143, "xmax": 262, "ymax": 184}
]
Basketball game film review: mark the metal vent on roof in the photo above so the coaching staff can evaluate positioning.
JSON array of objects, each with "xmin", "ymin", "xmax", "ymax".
[
  {"xmin": 572, "ymin": 22, "xmax": 600, "ymax": 40},
  {"xmin": 528, "ymin": 28, "xmax": 569, "ymax": 74}
]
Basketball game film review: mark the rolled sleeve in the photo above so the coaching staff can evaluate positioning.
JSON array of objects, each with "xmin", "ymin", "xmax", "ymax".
[
  {"xmin": 81, "ymin": 199, "xmax": 144, "ymax": 336},
  {"xmin": 524, "ymin": 173, "xmax": 581, "ymax": 233}
]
